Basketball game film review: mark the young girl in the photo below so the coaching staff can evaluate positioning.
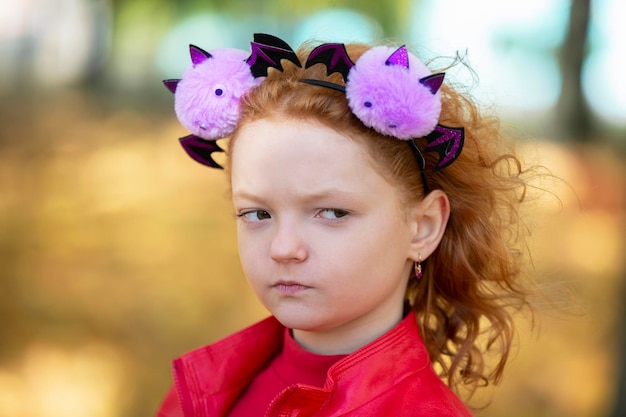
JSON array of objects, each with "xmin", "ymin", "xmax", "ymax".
[{"xmin": 156, "ymin": 33, "xmax": 534, "ymax": 416}]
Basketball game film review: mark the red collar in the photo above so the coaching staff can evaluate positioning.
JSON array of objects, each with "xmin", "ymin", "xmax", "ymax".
[{"xmin": 276, "ymin": 328, "xmax": 347, "ymax": 387}]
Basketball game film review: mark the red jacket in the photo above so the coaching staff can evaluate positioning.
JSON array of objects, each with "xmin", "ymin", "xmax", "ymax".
[{"xmin": 156, "ymin": 313, "xmax": 474, "ymax": 417}]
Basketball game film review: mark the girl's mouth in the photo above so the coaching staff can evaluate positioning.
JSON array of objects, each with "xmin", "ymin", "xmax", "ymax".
[{"xmin": 273, "ymin": 281, "xmax": 311, "ymax": 295}]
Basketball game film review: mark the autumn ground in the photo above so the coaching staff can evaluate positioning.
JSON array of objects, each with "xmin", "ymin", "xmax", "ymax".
[{"xmin": 0, "ymin": 89, "xmax": 624, "ymax": 417}]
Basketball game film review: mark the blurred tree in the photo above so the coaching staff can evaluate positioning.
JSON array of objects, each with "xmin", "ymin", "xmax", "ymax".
[
  {"xmin": 554, "ymin": 2, "xmax": 626, "ymax": 416},
  {"xmin": 557, "ymin": 1, "xmax": 626, "ymax": 415},
  {"xmin": 555, "ymin": 0, "xmax": 591, "ymax": 142},
  {"xmin": 609, "ymin": 276, "xmax": 626, "ymax": 417}
]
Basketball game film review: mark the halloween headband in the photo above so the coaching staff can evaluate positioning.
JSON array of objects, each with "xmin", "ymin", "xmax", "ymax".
[{"xmin": 164, "ymin": 33, "xmax": 464, "ymax": 183}]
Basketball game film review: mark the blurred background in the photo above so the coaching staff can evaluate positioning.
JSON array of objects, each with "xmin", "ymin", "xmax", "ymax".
[{"xmin": 0, "ymin": 0, "xmax": 624, "ymax": 416}]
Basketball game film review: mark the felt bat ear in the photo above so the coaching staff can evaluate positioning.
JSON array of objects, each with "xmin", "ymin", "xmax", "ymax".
[
  {"xmin": 419, "ymin": 73, "xmax": 445, "ymax": 94},
  {"xmin": 163, "ymin": 79, "xmax": 179, "ymax": 94},
  {"xmin": 385, "ymin": 45, "xmax": 409, "ymax": 68},
  {"xmin": 189, "ymin": 45, "xmax": 212, "ymax": 67}
]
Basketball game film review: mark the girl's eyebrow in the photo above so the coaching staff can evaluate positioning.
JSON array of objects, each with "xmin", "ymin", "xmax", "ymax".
[
  {"xmin": 298, "ymin": 189, "xmax": 359, "ymax": 203},
  {"xmin": 232, "ymin": 188, "xmax": 360, "ymax": 203},
  {"xmin": 231, "ymin": 189, "xmax": 262, "ymax": 202}
]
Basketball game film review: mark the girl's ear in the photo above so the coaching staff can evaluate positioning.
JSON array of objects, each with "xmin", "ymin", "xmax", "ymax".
[{"xmin": 407, "ymin": 190, "xmax": 450, "ymax": 261}]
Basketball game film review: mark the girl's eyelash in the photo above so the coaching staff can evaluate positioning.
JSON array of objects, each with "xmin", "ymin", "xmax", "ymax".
[
  {"xmin": 236, "ymin": 209, "xmax": 271, "ymax": 221},
  {"xmin": 236, "ymin": 211, "xmax": 255, "ymax": 218},
  {"xmin": 317, "ymin": 208, "xmax": 351, "ymax": 221}
]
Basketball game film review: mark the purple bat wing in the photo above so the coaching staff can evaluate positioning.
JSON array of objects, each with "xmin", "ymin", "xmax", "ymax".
[
  {"xmin": 424, "ymin": 125, "xmax": 465, "ymax": 171},
  {"xmin": 163, "ymin": 79, "xmax": 179, "ymax": 94},
  {"xmin": 246, "ymin": 33, "xmax": 301, "ymax": 78},
  {"xmin": 179, "ymin": 135, "xmax": 224, "ymax": 169},
  {"xmin": 305, "ymin": 43, "xmax": 355, "ymax": 82}
]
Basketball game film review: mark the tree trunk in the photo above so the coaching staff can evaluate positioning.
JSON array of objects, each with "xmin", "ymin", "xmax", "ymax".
[
  {"xmin": 556, "ymin": 0, "xmax": 592, "ymax": 142},
  {"xmin": 609, "ymin": 271, "xmax": 626, "ymax": 417}
]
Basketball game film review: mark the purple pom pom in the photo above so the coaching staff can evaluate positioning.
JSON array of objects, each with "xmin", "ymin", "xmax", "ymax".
[
  {"xmin": 173, "ymin": 48, "xmax": 262, "ymax": 140},
  {"xmin": 346, "ymin": 46, "xmax": 443, "ymax": 140}
]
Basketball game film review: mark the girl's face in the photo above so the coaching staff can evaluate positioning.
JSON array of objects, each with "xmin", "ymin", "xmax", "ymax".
[{"xmin": 231, "ymin": 118, "xmax": 416, "ymax": 354}]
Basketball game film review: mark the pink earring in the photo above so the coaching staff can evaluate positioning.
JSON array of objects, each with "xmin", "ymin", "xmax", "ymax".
[{"xmin": 415, "ymin": 255, "xmax": 423, "ymax": 280}]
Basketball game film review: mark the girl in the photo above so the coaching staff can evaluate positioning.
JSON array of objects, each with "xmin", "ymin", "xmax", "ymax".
[{"xmin": 157, "ymin": 33, "xmax": 534, "ymax": 416}]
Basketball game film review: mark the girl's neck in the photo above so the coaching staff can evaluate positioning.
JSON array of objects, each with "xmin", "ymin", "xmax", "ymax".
[{"xmin": 291, "ymin": 306, "xmax": 405, "ymax": 355}]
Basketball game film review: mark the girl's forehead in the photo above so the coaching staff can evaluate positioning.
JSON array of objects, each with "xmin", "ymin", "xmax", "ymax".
[
  {"xmin": 231, "ymin": 118, "xmax": 392, "ymax": 191},
  {"xmin": 239, "ymin": 116, "xmax": 378, "ymax": 152},
  {"xmin": 231, "ymin": 117, "xmax": 403, "ymax": 196},
  {"xmin": 233, "ymin": 118, "xmax": 366, "ymax": 163}
]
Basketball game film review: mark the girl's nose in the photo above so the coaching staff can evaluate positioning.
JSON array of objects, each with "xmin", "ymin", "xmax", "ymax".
[{"xmin": 270, "ymin": 222, "xmax": 308, "ymax": 263}]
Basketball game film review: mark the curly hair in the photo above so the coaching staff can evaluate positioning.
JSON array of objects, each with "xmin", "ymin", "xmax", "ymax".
[{"xmin": 227, "ymin": 42, "xmax": 535, "ymax": 397}]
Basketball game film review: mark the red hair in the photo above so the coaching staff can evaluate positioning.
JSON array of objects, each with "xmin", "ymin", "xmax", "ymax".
[{"xmin": 228, "ymin": 43, "xmax": 535, "ymax": 397}]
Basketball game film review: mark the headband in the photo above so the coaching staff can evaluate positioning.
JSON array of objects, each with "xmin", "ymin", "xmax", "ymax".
[{"xmin": 164, "ymin": 33, "xmax": 464, "ymax": 186}]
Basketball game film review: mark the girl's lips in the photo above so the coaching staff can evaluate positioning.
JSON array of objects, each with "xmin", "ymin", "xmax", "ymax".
[{"xmin": 273, "ymin": 281, "xmax": 311, "ymax": 295}]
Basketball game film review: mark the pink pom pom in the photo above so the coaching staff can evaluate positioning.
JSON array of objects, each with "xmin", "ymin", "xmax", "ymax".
[
  {"xmin": 174, "ymin": 48, "xmax": 262, "ymax": 139},
  {"xmin": 346, "ymin": 46, "xmax": 442, "ymax": 140}
]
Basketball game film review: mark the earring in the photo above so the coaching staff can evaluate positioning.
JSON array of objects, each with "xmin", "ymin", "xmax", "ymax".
[{"xmin": 414, "ymin": 255, "xmax": 423, "ymax": 280}]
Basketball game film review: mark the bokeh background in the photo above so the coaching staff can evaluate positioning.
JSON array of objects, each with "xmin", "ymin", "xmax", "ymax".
[{"xmin": 1, "ymin": 0, "xmax": 625, "ymax": 416}]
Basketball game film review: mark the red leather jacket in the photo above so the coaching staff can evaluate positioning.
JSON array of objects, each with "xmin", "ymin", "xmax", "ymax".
[{"xmin": 156, "ymin": 313, "xmax": 474, "ymax": 417}]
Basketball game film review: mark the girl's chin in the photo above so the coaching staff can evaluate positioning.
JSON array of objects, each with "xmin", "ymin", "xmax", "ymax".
[{"xmin": 270, "ymin": 310, "xmax": 327, "ymax": 332}]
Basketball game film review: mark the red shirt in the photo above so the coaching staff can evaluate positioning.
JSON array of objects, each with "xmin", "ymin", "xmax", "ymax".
[
  {"xmin": 227, "ymin": 329, "xmax": 347, "ymax": 416},
  {"xmin": 156, "ymin": 312, "xmax": 474, "ymax": 417}
]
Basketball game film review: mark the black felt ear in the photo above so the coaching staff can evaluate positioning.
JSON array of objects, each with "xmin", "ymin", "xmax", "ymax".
[
  {"xmin": 189, "ymin": 44, "xmax": 212, "ymax": 66},
  {"xmin": 163, "ymin": 79, "xmax": 180, "ymax": 94},
  {"xmin": 179, "ymin": 135, "xmax": 224, "ymax": 169},
  {"xmin": 419, "ymin": 73, "xmax": 445, "ymax": 94}
]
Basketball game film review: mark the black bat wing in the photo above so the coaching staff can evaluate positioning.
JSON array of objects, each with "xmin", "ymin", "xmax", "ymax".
[
  {"xmin": 424, "ymin": 125, "xmax": 465, "ymax": 172},
  {"xmin": 246, "ymin": 33, "xmax": 301, "ymax": 78},
  {"xmin": 179, "ymin": 135, "xmax": 224, "ymax": 169},
  {"xmin": 304, "ymin": 43, "xmax": 355, "ymax": 82}
]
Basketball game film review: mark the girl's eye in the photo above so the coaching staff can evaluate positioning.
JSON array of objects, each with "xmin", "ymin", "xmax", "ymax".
[
  {"xmin": 317, "ymin": 209, "xmax": 349, "ymax": 220},
  {"xmin": 237, "ymin": 210, "xmax": 271, "ymax": 222}
]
